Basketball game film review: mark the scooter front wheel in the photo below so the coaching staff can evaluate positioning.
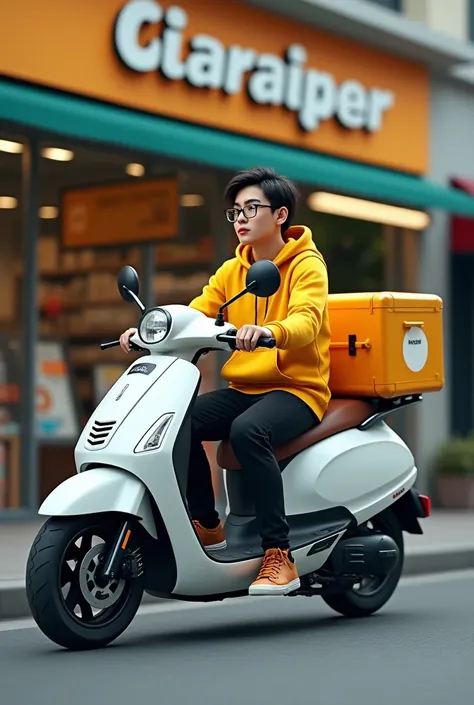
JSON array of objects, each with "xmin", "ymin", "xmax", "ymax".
[{"xmin": 26, "ymin": 514, "xmax": 144, "ymax": 650}]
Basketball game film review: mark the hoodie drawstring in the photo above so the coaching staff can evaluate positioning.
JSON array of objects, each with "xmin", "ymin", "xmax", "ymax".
[{"xmin": 254, "ymin": 296, "xmax": 269, "ymax": 325}]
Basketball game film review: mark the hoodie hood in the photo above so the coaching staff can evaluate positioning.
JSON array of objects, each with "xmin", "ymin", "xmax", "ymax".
[
  {"xmin": 235, "ymin": 225, "xmax": 323, "ymax": 269},
  {"xmin": 235, "ymin": 225, "xmax": 324, "ymax": 324}
]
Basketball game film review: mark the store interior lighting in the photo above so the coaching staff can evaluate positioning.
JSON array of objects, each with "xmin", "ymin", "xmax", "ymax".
[
  {"xmin": 180, "ymin": 194, "xmax": 204, "ymax": 207},
  {"xmin": 307, "ymin": 192, "xmax": 431, "ymax": 230},
  {"xmin": 41, "ymin": 147, "xmax": 74, "ymax": 162},
  {"xmin": 0, "ymin": 139, "xmax": 23, "ymax": 154},
  {"xmin": 126, "ymin": 162, "xmax": 145, "ymax": 177},
  {"xmin": 0, "ymin": 196, "xmax": 18, "ymax": 209},
  {"xmin": 39, "ymin": 206, "xmax": 59, "ymax": 219}
]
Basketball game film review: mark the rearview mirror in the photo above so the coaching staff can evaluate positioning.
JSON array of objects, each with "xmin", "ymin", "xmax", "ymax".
[
  {"xmin": 117, "ymin": 266, "xmax": 144, "ymax": 311},
  {"xmin": 246, "ymin": 260, "xmax": 281, "ymax": 298},
  {"xmin": 215, "ymin": 259, "xmax": 281, "ymax": 326}
]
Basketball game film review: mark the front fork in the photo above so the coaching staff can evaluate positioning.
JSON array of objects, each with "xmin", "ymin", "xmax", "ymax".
[{"xmin": 96, "ymin": 519, "xmax": 144, "ymax": 587}]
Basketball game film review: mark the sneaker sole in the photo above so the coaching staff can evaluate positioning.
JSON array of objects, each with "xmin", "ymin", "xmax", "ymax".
[
  {"xmin": 205, "ymin": 540, "xmax": 227, "ymax": 552},
  {"xmin": 248, "ymin": 577, "xmax": 301, "ymax": 596}
]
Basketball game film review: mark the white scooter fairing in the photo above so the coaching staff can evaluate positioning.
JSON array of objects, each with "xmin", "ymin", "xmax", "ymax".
[{"xmin": 39, "ymin": 262, "xmax": 429, "ymax": 602}]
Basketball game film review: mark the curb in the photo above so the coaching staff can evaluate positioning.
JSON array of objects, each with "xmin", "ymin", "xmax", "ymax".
[
  {"xmin": 402, "ymin": 545, "xmax": 474, "ymax": 576},
  {"xmin": 1, "ymin": 546, "xmax": 473, "ymax": 621}
]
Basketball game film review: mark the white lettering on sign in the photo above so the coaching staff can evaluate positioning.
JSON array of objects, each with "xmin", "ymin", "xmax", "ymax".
[{"xmin": 114, "ymin": 0, "xmax": 395, "ymax": 134}]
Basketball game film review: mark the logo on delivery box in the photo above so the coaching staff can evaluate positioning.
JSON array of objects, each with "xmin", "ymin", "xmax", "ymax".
[{"xmin": 403, "ymin": 326, "xmax": 428, "ymax": 372}]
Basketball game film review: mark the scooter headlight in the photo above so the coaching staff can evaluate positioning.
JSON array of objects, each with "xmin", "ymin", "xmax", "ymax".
[{"xmin": 138, "ymin": 308, "xmax": 171, "ymax": 344}]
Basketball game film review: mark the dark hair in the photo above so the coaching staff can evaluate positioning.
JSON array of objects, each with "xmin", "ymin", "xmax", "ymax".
[{"xmin": 224, "ymin": 166, "xmax": 299, "ymax": 234}]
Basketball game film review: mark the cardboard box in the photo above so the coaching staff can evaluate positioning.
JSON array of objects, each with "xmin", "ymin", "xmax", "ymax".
[{"xmin": 328, "ymin": 292, "xmax": 444, "ymax": 398}]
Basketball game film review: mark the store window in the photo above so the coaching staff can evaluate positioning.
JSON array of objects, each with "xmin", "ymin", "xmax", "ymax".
[
  {"xmin": 297, "ymin": 185, "xmax": 420, "ymax": 295},
  {"xmin": 33, "ymin": 139, "xmax": 223, "ymax": 502},
  {"xmin": 0, "ymin": 131, "xmax": 25, "ymax": 510},
  {"xmin": 297, "ymin": 187, "xmax": 386, "ymax": 293}
]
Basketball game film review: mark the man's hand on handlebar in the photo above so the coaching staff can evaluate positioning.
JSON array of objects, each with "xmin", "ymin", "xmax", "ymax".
[
  {"xmin": 236, "ymin": 325, "xmax": 273, "ymax": 352},
  {"xmin": 120, "ymin": 328, "xmax": 138, "ymax": 353}
]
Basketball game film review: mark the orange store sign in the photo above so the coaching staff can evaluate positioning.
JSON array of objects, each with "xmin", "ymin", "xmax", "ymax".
[{"xmin": 0, "ymin": 0, "xmax": 429, "ymax": 173}]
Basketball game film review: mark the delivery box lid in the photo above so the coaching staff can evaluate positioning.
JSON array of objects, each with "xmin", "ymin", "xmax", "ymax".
[{"xmin": 328, "ymin": 291, "xmax": 443, "ymax": 311}]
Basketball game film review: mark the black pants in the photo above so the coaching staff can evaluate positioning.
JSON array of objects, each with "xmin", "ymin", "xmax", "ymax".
[{"xmin": 186, "ymin": 388, "xmax": 318, "ymax": 551}]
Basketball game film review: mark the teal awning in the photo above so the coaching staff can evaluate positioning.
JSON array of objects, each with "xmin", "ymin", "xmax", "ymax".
[{"xmin": 1, "ymin": 77, "xmax": 474, "ymax": 217}]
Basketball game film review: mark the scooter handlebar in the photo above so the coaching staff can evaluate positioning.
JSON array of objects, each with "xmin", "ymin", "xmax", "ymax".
[
  {"xmin": 216, "ymin": 333, "xmax": 276, "ymax": 350},
  {"xmin": 100, "ymin": 340, "xmax": 144, "ymax": 352},
  {"xmin": 100, "ymin": 330, "xmax": 276, "ymax": 353}
]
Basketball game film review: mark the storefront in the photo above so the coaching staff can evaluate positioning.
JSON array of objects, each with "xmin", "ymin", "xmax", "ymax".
[
  {"xmin": 1, "ymin": 0, "xmax": 474, "ymax": 518},
  {"xmin": 418, "ymin": 74, "xmax": 474, "ymax": 469}
]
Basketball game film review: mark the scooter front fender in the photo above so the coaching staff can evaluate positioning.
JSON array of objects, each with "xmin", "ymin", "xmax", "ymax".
[{"xmin": 38, "ymin": 467, "xmax": 157, "ymax": 539}]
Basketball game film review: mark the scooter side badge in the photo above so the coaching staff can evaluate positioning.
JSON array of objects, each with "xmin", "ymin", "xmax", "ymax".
[{"xmin": 115, "ymin": 384, "xmax": 129, "ymax": 401}]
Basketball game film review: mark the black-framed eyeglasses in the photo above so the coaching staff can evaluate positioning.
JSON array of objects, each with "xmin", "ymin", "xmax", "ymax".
[{"xmin": 224, "ymin": 204, "xmax": 272, "ymax": 223}]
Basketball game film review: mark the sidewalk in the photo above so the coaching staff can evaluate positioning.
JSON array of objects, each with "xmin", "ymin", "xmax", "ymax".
[{"xmin": 1, "ymin": 511, "xmax": 473, "ymax": 620}]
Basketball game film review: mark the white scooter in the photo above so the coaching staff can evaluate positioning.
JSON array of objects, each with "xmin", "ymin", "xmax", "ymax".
[{"xmin": 26, "ymin": 261, "xmax": 431, "ymax": 651}]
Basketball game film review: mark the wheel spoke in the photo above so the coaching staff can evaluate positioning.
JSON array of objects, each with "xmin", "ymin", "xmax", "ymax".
[
  {"xmin": 61, "ymin": 561, "xmax": 75, "ymax": 587},
  {"xmin": 65, "ymin": 583, "xmax": 82, "ymax": 612},
  {"xmin": 78, "ymin": 595, "xmax": 94, "ymax": 622},
  {"xmin": 65, "ymin": 542, "xmax": 82, "ymax": 563},
  {"xmin": 80, "ymin": 532, "xmax": 93, "ymax": 553}
]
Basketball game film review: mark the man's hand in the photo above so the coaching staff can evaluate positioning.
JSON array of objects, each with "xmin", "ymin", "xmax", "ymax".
[
  {"xmin": 119, "ymin": 327, "xmax": 138, "ymax": 353},
  {"xmin": 236, "ymin": 325, "xmax": 273, "ymax": 352}
]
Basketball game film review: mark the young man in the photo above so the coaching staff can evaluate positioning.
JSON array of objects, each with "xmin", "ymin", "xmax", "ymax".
[{"xmin": 119, "ymin": 166, "xmax": 331, "ymax": 596}]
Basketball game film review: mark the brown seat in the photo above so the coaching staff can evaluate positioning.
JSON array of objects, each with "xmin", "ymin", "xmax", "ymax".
[{"xmin": 216, "ymin": 398, "xmax": 374, "ymax": 471}]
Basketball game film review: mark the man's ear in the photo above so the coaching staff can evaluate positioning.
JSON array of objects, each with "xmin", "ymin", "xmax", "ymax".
[{"xmin": 276, "ymin": 207, "xmax": 288, "ymax": 227}]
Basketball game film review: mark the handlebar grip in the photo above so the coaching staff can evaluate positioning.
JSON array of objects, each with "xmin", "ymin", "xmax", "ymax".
[
  {"xmin": 257, "ymin": 337, "xmax": 276, "ymax": 348},
  {"xmin": 216, "ymin": 333, "xmax": 276, "ymax": 350},
  {"xmin": 100, "ymin": 340, "xmax": 120, "ymax": 350}
]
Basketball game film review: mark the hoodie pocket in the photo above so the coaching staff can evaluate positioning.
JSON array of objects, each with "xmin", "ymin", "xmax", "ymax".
[{"xmin": 221, "ymin": 348, "xmax": 293, "ymax": 385}]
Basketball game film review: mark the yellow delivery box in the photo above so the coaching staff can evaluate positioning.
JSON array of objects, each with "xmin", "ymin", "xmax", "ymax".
[{"xmin": 328, "ymin": 292, "xmax": 444, "ymax": 398}]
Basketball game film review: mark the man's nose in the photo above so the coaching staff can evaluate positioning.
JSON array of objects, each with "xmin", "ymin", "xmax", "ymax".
[{"xmin": 237, "ymin": 211, "xmax": 248, "ymax": 223}]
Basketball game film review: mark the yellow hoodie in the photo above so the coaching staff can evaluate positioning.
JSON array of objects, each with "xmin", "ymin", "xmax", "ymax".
[{"xmin": 189, "ymin": 225, "xmax": 331, "ymax": 421}]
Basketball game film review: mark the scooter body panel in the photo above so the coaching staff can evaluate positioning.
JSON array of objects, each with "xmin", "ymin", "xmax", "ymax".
[
  {"xmin": 281, "ymin": 421, "xmax": 417, "ymax": 524},
  {"xmin": 77, "ymin": 356, "xmax": 178, "ymax": 452}
]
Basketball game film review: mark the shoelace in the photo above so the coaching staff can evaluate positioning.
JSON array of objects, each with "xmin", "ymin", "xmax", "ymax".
[{"xmin": 256, "ymin": 549, "xmax": 287, "ymax": 580}]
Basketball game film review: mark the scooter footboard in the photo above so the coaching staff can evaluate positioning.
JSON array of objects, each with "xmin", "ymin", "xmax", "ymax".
[{"xmin": 38, "ymin": 467, "xmax": 157, "ymax": 539}]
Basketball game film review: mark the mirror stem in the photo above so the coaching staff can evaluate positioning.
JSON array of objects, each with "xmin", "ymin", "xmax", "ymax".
[
  {"xmin": 123, "ymin": 286, "xmax": 146, "ymax": 312},
  {"xmin": 215, "ymin": 311, "xmax": 225, "ymax": 327},
  {"xmin": 215, "ymin": 287, "xmax": 248, "ymax": 326}
]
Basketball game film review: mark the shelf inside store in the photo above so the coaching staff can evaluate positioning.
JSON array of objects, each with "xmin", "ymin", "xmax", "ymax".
[{"xmin": 14, "ymin": 257, "xmax": 212, "ymax": 279}]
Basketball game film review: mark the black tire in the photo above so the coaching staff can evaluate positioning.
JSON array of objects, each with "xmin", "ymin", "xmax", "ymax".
[
  {"xmin": 26, "ymin": 514, "xmax": 144, "ymax": 650},
  {"xmin": 321, "ymin": 509, "xmax": 404, "ymax": 618}
]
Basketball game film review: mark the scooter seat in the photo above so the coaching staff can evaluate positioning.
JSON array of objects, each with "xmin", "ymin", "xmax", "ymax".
[{"xmin": 217, "ymin": 398, "xmax": 374, "ymax": 471}]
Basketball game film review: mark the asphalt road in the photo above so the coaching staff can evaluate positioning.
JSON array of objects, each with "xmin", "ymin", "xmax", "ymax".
[{"xmin": 1, "ymin": 570, "xmax": 473, "ymax": 705}]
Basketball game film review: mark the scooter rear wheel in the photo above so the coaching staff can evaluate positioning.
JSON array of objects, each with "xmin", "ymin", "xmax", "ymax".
[
  {"xmin": 321, "ymin": 509, "xmax": 403, "ymax": 618},
  {"xmin": 26, "ymin": 513, "xmax": 144, "ymax": 650}
]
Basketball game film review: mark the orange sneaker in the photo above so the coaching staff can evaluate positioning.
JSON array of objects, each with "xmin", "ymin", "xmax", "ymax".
[
  {"xmin": 249, "ymin": 548, "xmax": 300, "ymax": 596},
  {"xmin": 192, "ymin": 520, "xmax": 227, "ymax": 551}
]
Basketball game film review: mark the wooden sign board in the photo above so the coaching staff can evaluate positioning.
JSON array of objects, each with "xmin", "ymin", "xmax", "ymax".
[{"xmin": 61, "ymin": 177, "xmax": 179, "ymax": 248}]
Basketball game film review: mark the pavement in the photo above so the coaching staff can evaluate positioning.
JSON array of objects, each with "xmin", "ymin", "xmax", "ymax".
[
  {"xmin": 1, "ymin": 569, "xmax": 473, "ymax": 705},
  {"xmin": 0, "ymin": 509, "xmax": 473, "ymax": 621}
]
